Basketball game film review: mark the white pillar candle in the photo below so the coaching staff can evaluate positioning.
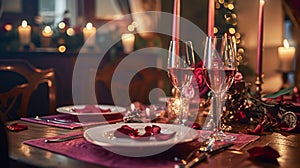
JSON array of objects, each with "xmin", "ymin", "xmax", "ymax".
[
  {"xmin": 83, "ymin": 22, "xmax": 96, "ymax": 46},
  {"xmin": 18, "ymin": 20, "xmax": 31, "ymax": 45},
  {"xmin": 278, "ymin": 39, "xmax": 295, "ymax": 72},
  {"xmin": 41, "ymin": 26, "xmax": 53, "ymax": 47},
  {"xmin": 121, "ymin": 33, "xmax": 135, "ymax": 53}
]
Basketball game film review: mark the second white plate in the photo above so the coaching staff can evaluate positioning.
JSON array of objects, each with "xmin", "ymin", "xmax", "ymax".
[{"xmin": 56, "ymin": 105, "xmax": 126, "ymax": 116}]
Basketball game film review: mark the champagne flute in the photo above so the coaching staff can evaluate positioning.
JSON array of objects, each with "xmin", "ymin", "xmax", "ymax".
[
  {"xmin": 167, "ymin": 40, "xmax": 195, "ymax": 125},
  {"xmin": 202, "ymin": 35, "xmax": 237, "ymax": 141}
]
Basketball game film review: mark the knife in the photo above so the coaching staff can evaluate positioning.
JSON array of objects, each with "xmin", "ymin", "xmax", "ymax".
[
  {"xmin": 33, "ymin": 116, "xmax": 79, "ymax": 125},
  {"xmin": 184, "ymin": 143, "xmax": 234, "ymax": 168}
]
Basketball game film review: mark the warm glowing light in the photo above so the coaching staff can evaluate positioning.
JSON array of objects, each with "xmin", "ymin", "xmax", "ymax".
[
  {"xmin": 214, "ymin": 27, "xmax": 218, "ymax": 34},
  {"xmin": 4, "ymin": 24, "xmax": 13, "ymax": 31},
  {"xmin": 283, "ymin": 39, "xmax": 290, "ymax": 48},
  {"xmin": 44, "ymin": 26, "xmax": 51, "ymax": 33},
  {"xmin": 58, "ymin": 45, "xmax": 67, "ymax": 53},
  {"xmin": 278, "ymin": 39, "xmax": 295, "ymax": 72},
  {"xmin": 21, "ymin": 20, "xmax": 28, "ymax": 28},
  {"xmin": 83, "ymin": 22, "xmax": 96, "ymax": 45},
  {"xmin": 228, "ymin": 4, "xmax": 234, "ymax": 10},
  {"xmin": 128, "ymin": 25, "xmax": 135, "ymax": 32},
  {"xmin": 231, "ymin": 13, "xmax": 237, "ymax": 19},
  {"xmin": 121, "ymin": 33, "xmax": 135, "ymax": 53},
  {"xmin": 41, "ymin": 26, "xmax": 53, "ymax": 37},
  {"xmin": 66, "ymin": 28, "xmax": 75, "ymax": 36},
  {"xmin": 132, "ymin": 21, "xmax": 138, "ymax": 27},
  {"xmin": 86, "ymin": 22, "xmax": 93, "ymax": 30},
  {"xmin": 218, "ymin": 0, "xmax": 224, "ymax": 4},
  {"xmin": 58, "ymin": 22, "xmax": 66, "ymax": 29},
  {"xmin": 18, "ymin": 20, "xmax": 31, "ymax": 45},
  {"xmin": 229, "ymin": 27, "xmax": 236, "ymax": 34}
]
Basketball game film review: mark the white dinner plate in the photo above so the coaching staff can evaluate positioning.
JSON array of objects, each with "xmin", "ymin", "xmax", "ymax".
[
  {"xmin": 84, "ymin": 123, "xmax": 199, "ymax": 157},
  {"xmin": 56, "ymin": 105, "xmax": 126, "ymax": 116}
]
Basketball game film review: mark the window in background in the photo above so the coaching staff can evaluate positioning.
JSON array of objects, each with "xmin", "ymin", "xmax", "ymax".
[
  {"xmin": 95, "ymin": 0, "xmax": 122, "ymax": 20},
  {"xmin": 38, "ymin": 0, "xmax": 77, "ymax": 26}
]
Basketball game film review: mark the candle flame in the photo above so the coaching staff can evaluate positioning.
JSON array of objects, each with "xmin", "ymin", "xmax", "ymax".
[
  {"xmin": 58, "ymin": 22, "xmax": 66, "ymax": 29},
  {"xmin": 44, "ymin": 26, "xmax": 52, "ymax": 33},
  {"xmin": 86, "ymin": 22, "xmax": 93, "ymax": 30},
  {"xmin": 21, "ymin": 20, "xmax": 28, "ymax": 28},
  {"xmin": 283, "ymin": 39, "xmax": 290, "ymax": 48}
]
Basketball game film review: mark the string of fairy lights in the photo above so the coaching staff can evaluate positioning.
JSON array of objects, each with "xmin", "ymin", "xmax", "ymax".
[{"xmin": 214, "ymin": 0, "xmax": 245, "ymax": 67}]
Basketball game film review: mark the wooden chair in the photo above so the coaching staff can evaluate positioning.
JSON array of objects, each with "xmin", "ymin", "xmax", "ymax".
[{"xmin": 0, "ymin": 59, "xmax": 56, "ymax": 121}]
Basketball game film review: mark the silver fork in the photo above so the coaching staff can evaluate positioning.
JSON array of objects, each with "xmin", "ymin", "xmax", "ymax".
[{"xmin": 44, "ymin": 134, "xmax": 83, "ymax": 143}]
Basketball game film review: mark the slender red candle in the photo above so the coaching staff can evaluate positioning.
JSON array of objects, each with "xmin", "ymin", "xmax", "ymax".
[
  {"xmin": 256, "ymin": 0, "xmax": 264, "ymax": 75},
  {"xmin": 172, "ymin": 0, "xmax": 180, "ymax": 55},
  {"xmin": 208, "ymin": 0, "xmax": 215, "ymax": 36}
]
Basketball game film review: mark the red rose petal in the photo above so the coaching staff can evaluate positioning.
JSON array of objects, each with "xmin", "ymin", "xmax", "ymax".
[
  {"xmin": 151, "ymin": 125, "xmax": 161, "ymax": 135},
  {"xmin": 247, "ymin": 146, "xmax": 280, "ymax": 161},
  {"xmin": 114, "ymin": 125, "xmax": 174, "ymax": 141},
  {"xmin": 246, "ymin": 124, "xmax": 264, "ymax": 135},
  {"xmin": 6, "ymin": 123, "xmax": 28, "ymax": 132}
]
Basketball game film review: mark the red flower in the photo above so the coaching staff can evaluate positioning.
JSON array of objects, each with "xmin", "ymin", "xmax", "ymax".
[{"xmin": 193, "ymin": 61, "xmax": 210, "ymax": 97}]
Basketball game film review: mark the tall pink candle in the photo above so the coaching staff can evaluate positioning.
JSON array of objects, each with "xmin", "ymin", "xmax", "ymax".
[
  {"xmin": 208, "ymin": 0, "xmax": 215, "ymax": 36},
  {"xmin": 256, "ymin": 0, "xmax": 264, "ymax": 75},
  {"xmin": 172, "ymin": 0, "xmax": 180, "ymax": 55}
]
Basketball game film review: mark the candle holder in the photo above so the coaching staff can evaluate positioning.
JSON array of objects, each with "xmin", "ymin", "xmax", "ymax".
[{"xmin": 255, "ymin": 74, "xmax": 264, "ymax": 99}]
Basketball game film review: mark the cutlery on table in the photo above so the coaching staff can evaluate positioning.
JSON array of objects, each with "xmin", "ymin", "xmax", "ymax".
[
  {"xmin": 184, "ymin": 142, "xmax": 234, "ymax": 168},
  {"xmin": 33, "ymin": 116, "xmax": 80, "ymax": 125},
  {"xmin": 44, "ymin": 134, "xmax": 83, "ymax": 143},
  {"xmin": 174, "ymin": 137, "xmax": 215, "ymax": 164}
]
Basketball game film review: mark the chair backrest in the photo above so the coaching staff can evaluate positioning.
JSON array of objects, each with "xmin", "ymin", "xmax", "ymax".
[{"xmin": 0, "ymin": 59, "xmax": 56, "ymax": 121}]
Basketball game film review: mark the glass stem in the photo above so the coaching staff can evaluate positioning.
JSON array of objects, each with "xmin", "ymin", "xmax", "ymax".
[
  {"xmin": 178, "ymin": 90, "xmax": 183, "ymax": 125},
  {"xmin": 214, "ymin": 93, "xmax": 223, "ymax": 132}
]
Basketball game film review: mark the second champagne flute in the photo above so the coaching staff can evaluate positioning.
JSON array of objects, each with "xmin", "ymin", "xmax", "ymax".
[
  {"xmin": 167, "ymin": 40, "xmax": 195, "ymax": 125},
  {"xmin": 202, "ymin": 35, "xmax": 237, "ymax": 141}
]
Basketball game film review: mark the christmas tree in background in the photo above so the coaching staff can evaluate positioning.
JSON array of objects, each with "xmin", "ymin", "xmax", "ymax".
[{"xmin": 214, "ymin": 0, "xmax": 247, "ymax": 72}]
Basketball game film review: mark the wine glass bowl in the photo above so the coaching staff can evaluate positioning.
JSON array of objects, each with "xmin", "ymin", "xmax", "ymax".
[{"xmin": 202, "ymin": 35, "xmax": 237, "ymax": 141}]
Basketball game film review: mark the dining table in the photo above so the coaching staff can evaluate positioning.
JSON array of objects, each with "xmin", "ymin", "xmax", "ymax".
[{"xmin": 7, "ymin": 115, "xmax": 300, "ymax": 168}]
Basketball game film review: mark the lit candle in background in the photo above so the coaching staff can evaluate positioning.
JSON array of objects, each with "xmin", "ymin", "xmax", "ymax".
[
  {"xmin": 208, "ymin": 0, "xmax": 215, "ymax": 36},
  {"xmin": 121, "ymin": 33, "xmax": 135, "ymax": 53},
  {"xmin": 256, "ymin": 0, "xmax": 264, "ymax": 76},
  {"xmin": 18, "ymin": 20, "xmax": 31, "ymax": 45},
  {"xmin": 41, "ymin": 26, "xmax": 53, "ymax": 37},
  {"xmin": 41, "ymin": 26, "xmax": 53, "ymax": 47},
  {"xmin": 83, "ymin": 22, "xmax": 96, "ymax": 46},
  {"xmin": 278, "ymin": 39, "xmax": 295, "ymax": 72}
]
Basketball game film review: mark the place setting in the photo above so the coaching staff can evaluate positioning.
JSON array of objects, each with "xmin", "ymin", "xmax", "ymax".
[{"xmin": 20, "ymin": 104, "xmax": 127, "ymax": 129}]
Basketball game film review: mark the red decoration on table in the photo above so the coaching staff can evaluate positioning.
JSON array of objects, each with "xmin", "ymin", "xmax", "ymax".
[
  {"xmin": 6, "ymin": 123, "xmax": 28, "ymax": 132},
  {"xmin": 246, "ymin": 123, "xmax": 264, "ymax": 135},
  {"xmin": 247, "ymin": 145, "xmax": 280, "ymax": 161},
  {"xmin": 208, "ymin": 0, "xmax": 215, "ymax": 36},
  {"xmin": 114, "ymin": 124, "xmax": 175, "ymax": 141}
]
